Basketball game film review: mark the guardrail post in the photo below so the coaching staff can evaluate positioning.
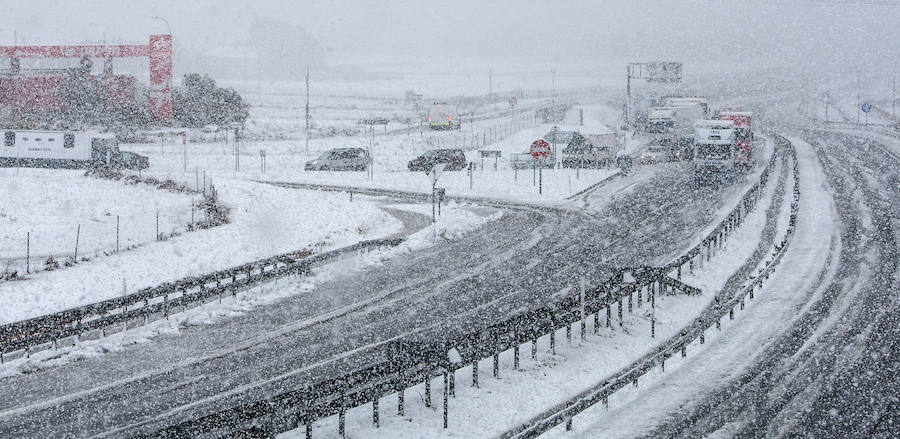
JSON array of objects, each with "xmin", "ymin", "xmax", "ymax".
[
  {"xmin": 306, "ymin": 421, "xmax": 312, "ymax": 439},
  {"xmin": 472, "ymin": 359, "xmax": 479, "ymax": 387},
  {"xmin": 700, "ymin": 333, "xmax": 705, "ymax": 344},
  {"xmin": 618, "ymin": 298, "xmax": 623, "ymax": 327},
  {"xmin": 443, "ymin": 372, "xmax": 449, "ymax": 429},
  {"xmin": 689, "ymin": 258, "xmax": 694, "ymax": 274},
  {"xmin": 603, "ymin": 397, "xmax": 609, "ymax": 410},
  {"xmin": 565, "ymin": 415, "xmax": 573, "ymax": 431},
  {"xmin": 628, "ymin": 292, "xmax": 633, "ymax": 314},
  {"xmin": 514, "ymin": 344, "xmax": 520, "ymax": 370},
  {"xmin": 677, "ymin": 265, "xmax": 682, "ymax": 280},
  {"xmin": 566, "ymin": 323, "xmax": 572, "ymax": 343},
  {"xmin": 681, "ymin": 346, "xmax": 687, "ymax": 358},
  {"xmin": 606, "ymin": 294, "xmax": 612, "ymax": 328},
  {"xmin": 550, "ymin": 329, "xmax": 556, "ymax": 354},
  {"xmin": 449, "ymin": 369, "xmax": 456, "ymax": 397},
  {"xmin": 398, "ymin": 387, "xmax": 404, "ymax": 416},
  {"xmin": 581, "ymin": 319, "xmax": 586, "ymax": 341},
  {"xmin": 661, "ymin": 357, "xmax": 665, "ymax": 372},
  {"xmin": 637, "ymin": 285, "xmax": 643, "ymax": 308},
  {"xmin": 730, "ymin": 308, "xmax": 735, "ymax": 320},
  {"xmin": 373, "ymin": 398, "xmax": 379, "ymax": 427},
  {"xmin": 594, "ymin": 311, "xmax": 599, "ymax": 334},
  {"xmin": 740, "ymin": 298, "xmax": 745, "ymax": 310},
  {"xmin": 425, "ymin": 376, "xmax": 432, "ymax": 407},
  {"xmin": 749, "ymin": 283, "xmax": 755, "ymax": 300},
  {"xmin": 532, "ymin": 337, "xmax": 537, "ymax": 359},
  {"xmin": 338, "ymin": 405, "xmax": 346, "ymax": 438},
  {"xmin": 493, "ymin": 351, "xmax": 499, "ymax": 378},
  {"xmin": 716, "ymin": 319, "xmax": 721, "ymax": 331}
]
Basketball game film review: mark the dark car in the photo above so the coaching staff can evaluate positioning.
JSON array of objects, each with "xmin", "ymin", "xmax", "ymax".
[
  {"xmin": 407, "ymin": 149, "xmax": 467, "ymax": 172},
  {"xmin": 305, "ymin": 148, "xmax": 371, "ymax": 171}
]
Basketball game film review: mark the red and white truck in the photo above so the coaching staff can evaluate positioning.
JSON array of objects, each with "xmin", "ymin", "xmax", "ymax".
[{"xmin": 716, "ymin": 111, "xmax": 753, "ymax": 166}]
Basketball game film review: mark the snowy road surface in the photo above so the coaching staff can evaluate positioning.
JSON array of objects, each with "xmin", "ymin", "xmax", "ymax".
[{"xmin": 0, "ymin": 151, "xmax": 762, "ymax": 437}]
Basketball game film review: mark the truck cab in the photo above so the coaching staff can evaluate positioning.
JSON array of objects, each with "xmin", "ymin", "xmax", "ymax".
[
  {"xmin": 646, "ymin": 107, "xmax": 675, "ymax": 133},
  {"xmin": 693, "ymin": 120, "xmax": 736, "ymax": 184}
]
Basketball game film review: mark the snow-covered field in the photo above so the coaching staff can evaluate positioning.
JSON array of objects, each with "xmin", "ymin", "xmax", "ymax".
[
  {"xmin": 0, "ymin": 168, "xmax": 197, "ymax": 275},
  {"xmin": 122, "ymin": 101, "xmax": 624, "ymax": 206}
]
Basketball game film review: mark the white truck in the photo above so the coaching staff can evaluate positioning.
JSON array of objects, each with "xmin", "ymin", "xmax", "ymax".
[
  {"xmin": 427, "ymin": 103, "xmax": 461, "ymax": 130},
  {"xmin": 0, "ymin": 129, "xmax": 148, "ymax": 170},
  {"xmin": 645, "ymin": 107, "xmax": 675, "ymax": 133},
  {"xmin": 693, "ymin": 119, "xmax": 736, "ymax": 184},
  {"xmin": 668, "ymin": 101, "xmax": 708, "ymax": 159}
]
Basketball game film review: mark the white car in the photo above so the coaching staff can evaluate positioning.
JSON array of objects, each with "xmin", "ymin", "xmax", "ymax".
[{"xmin": 639, "ymin": 144, "xmax": 676, "ymax": 164}]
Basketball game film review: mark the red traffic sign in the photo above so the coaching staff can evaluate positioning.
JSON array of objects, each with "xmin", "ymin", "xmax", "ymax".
[{"xmin": 530, "ymin": 139, "xmax": 551, "ymax": 160}]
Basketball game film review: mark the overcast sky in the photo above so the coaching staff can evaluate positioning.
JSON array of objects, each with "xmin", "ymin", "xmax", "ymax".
[{"xmin": 1, "ymin": 0, "xmax": 898, "ymax": 77}]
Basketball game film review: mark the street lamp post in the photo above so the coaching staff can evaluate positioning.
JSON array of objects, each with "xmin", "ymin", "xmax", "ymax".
[{"xmin": 552, "ymin": 70, "xmax": 556, "ymax": 106}]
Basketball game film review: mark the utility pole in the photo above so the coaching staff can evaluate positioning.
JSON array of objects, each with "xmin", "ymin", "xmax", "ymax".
[
  {"xmin": 626, "ymin": 64, "xmax": 632, "ymax": 126},
  {"xmin": 552, "ymin": 69, "xmax": 556, "ymax": 106},
  {"xmin": 489, "ymin": 69, "xmax": 492, "ymax": 98},
  {"xmin": 305, "ymin": 66, "xmax": 310, "ymax": 156}
]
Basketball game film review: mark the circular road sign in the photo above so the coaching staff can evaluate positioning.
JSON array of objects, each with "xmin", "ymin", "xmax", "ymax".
[
  {"xmin": 861, "ymin": 102, "xmax": 872, "ymax": 113},
  {"xmin": 530, "ymin": 139, "xmax": 551, "ymax": 160}
]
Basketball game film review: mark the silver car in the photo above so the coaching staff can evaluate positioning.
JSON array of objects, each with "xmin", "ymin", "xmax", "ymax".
[
  {"xmin": 305, "ymin": 148, "xmax": 371, "ymax": 171},
  {"xmin": 639, "ymin": 144, "xmax": 676, "ymax": 164}
]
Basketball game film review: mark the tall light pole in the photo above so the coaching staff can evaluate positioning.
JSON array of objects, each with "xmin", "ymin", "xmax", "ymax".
[
  {"xmin": 857, "ymin": 71, "xmax": 861, "ymax": 124},
  {"xmin": 551, "ymin": 69, "xmax": 556, "ymax": 106},
  {"xmin": 305, "ymin": 66, "xmax": 310, "ymax": 156},
  {"xmin": 151, "ymin": 16, "xmax": 172, "ymax": 35}
]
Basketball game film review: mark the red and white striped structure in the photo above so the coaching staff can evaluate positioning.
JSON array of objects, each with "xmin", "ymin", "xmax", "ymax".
[{"xmin": 0, "ymin": 34, "xmax": 173, "ymax": 119}]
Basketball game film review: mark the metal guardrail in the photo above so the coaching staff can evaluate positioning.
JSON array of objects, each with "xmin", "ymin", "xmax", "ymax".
[
  {"xmin": 0, "ymin": 238, "xmax": 404, "ymax": 361},
  {"xmin": 149, "ymin": 139, "xmax": 786, "ymax": 438},
  {"xmin": 262, "ymin": 181, "xmax": 576, "ymax": 216}
]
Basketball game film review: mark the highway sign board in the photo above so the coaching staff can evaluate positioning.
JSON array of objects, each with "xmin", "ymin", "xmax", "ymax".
[
  {"xmin": 861, "ymin": 102, "xmax": 872, "ymax": 113},
  {"xmin": 530, "ymin": 139, "xmax": 551, "ymax": 160}
]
